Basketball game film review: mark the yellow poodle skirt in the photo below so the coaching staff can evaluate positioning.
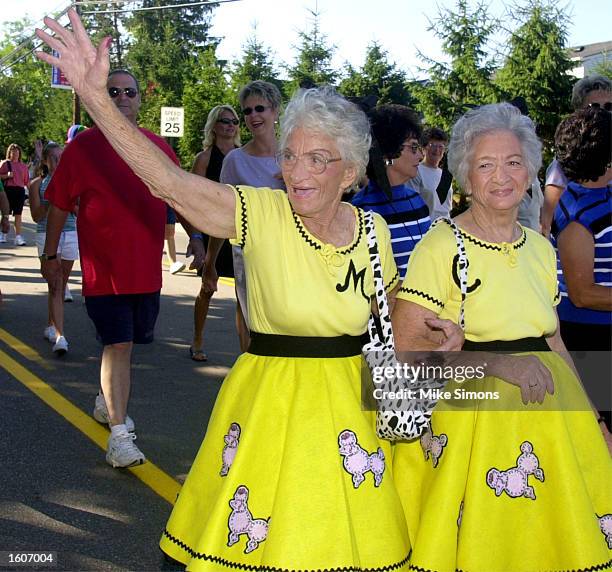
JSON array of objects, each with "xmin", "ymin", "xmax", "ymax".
[
  {"xmin": 160, "ymin": 353, "xmax": 411, "ymax": 571},
  {"xmin": 393, "ymin": 352, "xmax": 612, "ymax": 572}
]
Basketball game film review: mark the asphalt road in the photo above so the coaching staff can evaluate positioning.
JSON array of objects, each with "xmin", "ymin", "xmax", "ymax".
[{"xmin": 0, "ymin": 212, "xmax": 240, "ymax": 571}]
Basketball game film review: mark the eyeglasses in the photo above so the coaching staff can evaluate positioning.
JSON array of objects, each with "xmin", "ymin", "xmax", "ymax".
[
  {"xmin": 401, "ymin": 143, "xmax": 423, "ymax": 154},
  {"xmin": 217, "ymin": 118, "xmax": 239, "ymax": 125},
  {"xmin": 427, "ymin": 142, "xmax": 446, "ymax": 151},
  {"xmin": 588, "ymin": 102, "xmax": 612, "ymax": 111},
  {"xmin": 276, "ymin": 150, "xmax": 342, "ymax": 175},
  {"xmin": 242, "ymin": 105, "xmax": 271, "ymax": 116},
  {"xmin": 108, "ymin": 87, "xmax": 138, "ymax": 99}
]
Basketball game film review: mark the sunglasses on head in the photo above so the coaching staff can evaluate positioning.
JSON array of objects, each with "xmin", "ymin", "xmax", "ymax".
[
  {"xmin": 242, "ymin": 105, "xmax": 270, "ymax": 116},
  {"xmin": 108, "ymin": 87, "xmax": 138, "ymax": 99},
  {"xmin": 588, "ymin": 102, "xmax": 612, "ymax": 111},
  {"xmin": 217, "ymin": 117, "xmax": 239, "ymax": 125}
]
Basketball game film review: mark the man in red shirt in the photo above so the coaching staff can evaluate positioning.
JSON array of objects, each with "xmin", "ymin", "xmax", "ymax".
[{"xmin": 41, "ymin": 69, "xmax": 179, "ymax": 468}]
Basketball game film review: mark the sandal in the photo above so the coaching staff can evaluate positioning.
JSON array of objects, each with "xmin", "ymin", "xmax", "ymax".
[{"xmin": 189, "ymin": 347, "xmax": 208, "ymax": 362}]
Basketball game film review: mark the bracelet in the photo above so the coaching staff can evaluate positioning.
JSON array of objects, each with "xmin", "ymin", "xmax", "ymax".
[{"xmin": 191, "ymin": 233, "xmax": 203, "ymax": 240}]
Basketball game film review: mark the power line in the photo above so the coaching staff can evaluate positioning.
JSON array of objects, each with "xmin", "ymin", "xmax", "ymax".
[
  {"xmin": 0, "ymin": 5, "xmax": 70, "ymax": 70},
  {"xmin": 78, "ymin": 0, "xmax": 241, "ymax": 16}
]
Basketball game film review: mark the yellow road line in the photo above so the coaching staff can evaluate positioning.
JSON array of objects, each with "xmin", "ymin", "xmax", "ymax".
[
  {"xmin": 219, "ymin": 277, "xmax": 235, "ymax": 287},
  {"xmin": 0, "ymin": 327, "xmax": 54, "ymax": 371},
  {"xmin": 0, "ymin": 348, "xmax": 181, "ymax": 505}
]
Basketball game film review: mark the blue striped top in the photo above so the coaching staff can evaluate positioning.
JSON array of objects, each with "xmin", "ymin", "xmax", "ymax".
[
  {"xmin": 37, "ymin": 175, "xmax": 77, "ymax": 234},
  {"xmin": 352, "ymin": 182, "xmax": 431, "ymax": 280},
  {"xmin": 551, "ymin": 181, "xmax": 612, "ymax": 325}
]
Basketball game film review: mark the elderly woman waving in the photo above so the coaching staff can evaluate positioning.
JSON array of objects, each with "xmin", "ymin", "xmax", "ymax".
[
  {"xmin": 392, "ymin": 103, "xmax": 612, "ymax": 572},
  {"xmin": 35, "ymin": 10, "xmax": 463, "ymax": 569}
]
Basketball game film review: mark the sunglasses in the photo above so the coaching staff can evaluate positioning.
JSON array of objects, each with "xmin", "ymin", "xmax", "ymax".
[
  {"xmin": 108, "ymin": 87, "xmax": 138, "ymax": 99},
  {"xmin": 242, "ymin": 105, "xmax": 270, "ymax": 116},
  {"xmin": 217, "ymin": 118, "xmax": 239, "ymax": 125},
  {"xmin": 588, "ymin": 102, "xmax": 612, "ymax": 111},
  {"xmin": 402, "ymin": 143, "xmax": 423, "ymax": 154}
]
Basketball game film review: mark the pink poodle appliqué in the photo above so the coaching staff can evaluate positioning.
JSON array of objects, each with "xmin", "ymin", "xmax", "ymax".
[
  {"xmin": 598, "ymin": 514, "xmax": 612, "ymax": 549},
  {"xmin": 486, "ymin": 441, "xmax": 545, "ymax": 500},
  {"xmin": 420, "ymin": 425, "xmax": 448, "ymax": 468},
  {"xmin": 227, "ymin": 485, "xmax": 269, "ymax": 554},
  {"xmin": 338, "ymin": 429, "xmax": 385, "ymax": 489},
  {"xmin": 220, "ymin": 422, "xmax": 241, "ymax": 477}
]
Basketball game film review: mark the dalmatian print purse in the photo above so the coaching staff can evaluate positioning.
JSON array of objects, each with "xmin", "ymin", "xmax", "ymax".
[{"xmin": 362, "ymin": 213, "xmax": 467, "ymax": 441}]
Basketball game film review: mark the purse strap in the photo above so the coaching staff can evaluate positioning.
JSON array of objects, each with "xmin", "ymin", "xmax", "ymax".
[
  {"xmin": 364, "ymin": 211, "xmax": 468, "ymax": 336},
  {"xmin": 363, "ymin": 211, "xmax": 395, "ymax": 347},
  {"xmin": 431, "ymin": 217, "xmax": 467, "ymax": 330}
]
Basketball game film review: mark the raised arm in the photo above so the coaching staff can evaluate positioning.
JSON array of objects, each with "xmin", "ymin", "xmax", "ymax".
[{"xmin": 35, "ymin": 9, "xmax": 236, "ymax": 239}]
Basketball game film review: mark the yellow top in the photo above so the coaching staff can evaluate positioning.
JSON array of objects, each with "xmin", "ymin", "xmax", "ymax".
[
  {"xmin": 397, "ymin": 220, "xmax": 560, "ymax": 342},
  {"xmin": 230, "ymin": 185, "xmax": 399, "ymax": 336}
]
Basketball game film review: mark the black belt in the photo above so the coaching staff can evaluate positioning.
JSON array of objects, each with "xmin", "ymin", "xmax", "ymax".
[
  {"xmin": 248, "ymin": 331, "xmax": 364, "ymax": 358},
  {"xmin": 463, "ymin": 336, "xmax": 550, "ymax": 352}
]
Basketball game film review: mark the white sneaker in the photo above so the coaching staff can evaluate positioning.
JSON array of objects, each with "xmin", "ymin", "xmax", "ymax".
[
  {"xmin": 44, "ymin": 325, "xmax": 57, "ymax": 343},
  {"xmin": 53, "ymin": 335, "xmax": 68, "ymax": 356},
  {"xmin": 106, "ymin": 432, "xmax": 146, "ymax": 468},
  {"xmin": 64, "ymin": 285, "xmax": 73, "ymax": 302},
  {"xmin": 14, "ymin": 234, "xmax": 26, "ymax": 246},
  {"xmin": 93, "ymin": 393, "xmax": 135, "ymax": 432},
  {"xmin": 170, "ymin": 260, "xmax": 186, "ymax": 274},
  {"xmin": 0, "ymin": 232, "xmax": 6, "ymax": 243}
]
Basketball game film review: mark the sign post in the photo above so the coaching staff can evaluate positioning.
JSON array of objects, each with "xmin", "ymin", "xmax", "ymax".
[{"xmin": 160, "ymin": 107, "xmax": 184, "ymax": 138}]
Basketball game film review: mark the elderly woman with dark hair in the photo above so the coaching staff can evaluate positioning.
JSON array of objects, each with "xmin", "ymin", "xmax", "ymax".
[
  {"xmin": 35, "ymin": 11, "xmax": 463, "ymax": 568},
  {"xmin": 552, "ymin": 106, "xmax": 612, "ymax": 430},
  {"xmin": 352, "ymin": 104, "xmax": 431, "ymax": 280},
  {"xmin": 392, "ymin": 103, "xmax": 612, "ymax": 571}
]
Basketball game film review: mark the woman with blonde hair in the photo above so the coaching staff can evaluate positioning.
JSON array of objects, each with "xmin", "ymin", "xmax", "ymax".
[{"xmin": 188, "ymin": 104, "xmax": 241, "ymax": 361}]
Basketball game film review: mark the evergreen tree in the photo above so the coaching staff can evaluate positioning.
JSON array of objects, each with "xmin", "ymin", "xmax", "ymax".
[
  {"xmin": 228, "ymin": 29, "xmax": 281, "ymax": 92},
  {"xmin": 78, "ymin": 2, "xmax": 129, "ymax": 68},
  {"xmin": 590, "ymin": 55, "xmax": 612, "ymax": 79},
  {"xmin": 179, "ymin": 47, "xmax": 229, "ymax": 166},
  {"xmin": 124, "ymin": 0, "xmax": 218, "ymax": 136},
  {"xmin": 0, "ymin": 19, "xmax": 72, "ymax": 155},
  {"xmin": 285, "ymin": 8, "xmax": 337, "ymax": 96},
  {"xmin": 338, "ymin": 42, "xmax": 414, "ymax": 106},
  {"xmin": 495, "ymin": 0, "xmax": 574, "ymax": 156},
  {"xmin": 414, "ymin": 0, "xmax": 500, "ymax": 132}
]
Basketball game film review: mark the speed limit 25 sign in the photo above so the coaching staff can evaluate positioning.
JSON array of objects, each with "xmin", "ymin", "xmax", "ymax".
[{"xmin": 160, "ymin": 107, "xmax": 184, "ymax": 137}]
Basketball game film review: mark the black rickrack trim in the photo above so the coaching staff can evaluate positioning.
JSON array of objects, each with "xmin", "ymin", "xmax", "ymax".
[
  {"xmin": 411, "ymin": 557, "xmax": 612, "ymax": 572},
  {"xmin": 163, "ymin": 529, "xmax": 410, "ymax": 571},
  {"xmin": 235, "ymin": 185, "xmax": 248, "ymax": 248},
  {"xmin": 439, "ymin": 220, "xmax": 527, "ymax": 252},
  {"xmin": 291, "ymin": 208, "xmax": 364, "ymax": 255},
  {"xmin": 399, "ymin": 287, "xmax": 444, "ymax": 308},
  {"xmin": 386, "ymin": 269, "xmax": 400, "ymax": 291},
  {"xmin": 554, "ymin": 290, "xmax": 561, "ymax": 302}
]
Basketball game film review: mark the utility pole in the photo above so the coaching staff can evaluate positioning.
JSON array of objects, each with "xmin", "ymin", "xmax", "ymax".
[{"xmin": 72, "ymin": 3, "xmax": 82, "ymax": 125}]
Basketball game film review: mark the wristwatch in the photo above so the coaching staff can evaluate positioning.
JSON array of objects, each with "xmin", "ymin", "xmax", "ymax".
[{"xmin": 39, "ymin": 253, "xmax": 58, "ymax": 261}]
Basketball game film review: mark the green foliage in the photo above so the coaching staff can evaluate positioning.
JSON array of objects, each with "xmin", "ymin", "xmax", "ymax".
[
  {"xmin": 0, "ymin": 19, "xmax": 73, "ymax": 158},
  {"xmin": 338, "ymin": 42, "xmax": 414, "ymax": 106},
  {"xmin": 495, "ymin": 0, "xmax": 574, "ymax": 160},
  {"xmin": 122, "ymin": 0, "xmax": 219, "ymax": 163},
  {"xmin": 414, "ymin": 0, "xmax": 500, "ymax": 132},
  {"xmin": 179, "ymin": 47, "xmax": 229, "ymax": 167},
  {"xmin": 79, "ymin": 2, "xmax": 129, "ymax": 68},
  {"xmin": 285, "ymin": 8, "xmax": 337, "ymax": 96}
]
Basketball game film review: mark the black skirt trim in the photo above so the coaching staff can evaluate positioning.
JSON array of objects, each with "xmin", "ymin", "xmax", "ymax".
[
  {"xmin": 162, "ymin": 529, "xmax": 410, "ymax": 571},
  {"xmin": 410, "ymin": 557, "xmax": 612, "ymax": 572},
  {"xmin": 247, "ymin": 331, "xmax": 364, "ymax": 358}
]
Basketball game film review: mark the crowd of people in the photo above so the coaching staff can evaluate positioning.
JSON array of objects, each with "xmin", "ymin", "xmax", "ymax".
[{"xmin": 0, "ymin": 7, "xmax": 609, "ymax": 570}]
